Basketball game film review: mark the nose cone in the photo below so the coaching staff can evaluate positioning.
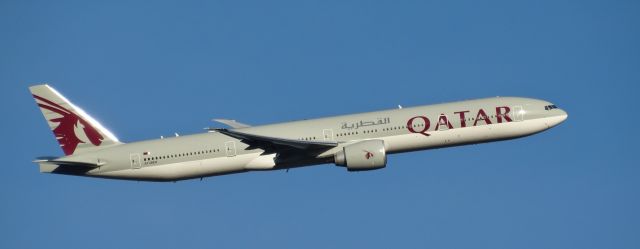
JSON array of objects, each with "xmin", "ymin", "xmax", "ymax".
[
  {"xmin": 547, "ymin": 109, "xmax": 568, "ymax": 128},
  {"xmin": 558, "ymin": 109, "xmax": 568, "ymax": 123}
]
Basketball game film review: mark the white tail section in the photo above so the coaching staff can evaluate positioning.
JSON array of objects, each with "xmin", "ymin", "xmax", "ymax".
[{"xmin": 29, "ymin": 84, "xmax": 121, "ymax": 155}]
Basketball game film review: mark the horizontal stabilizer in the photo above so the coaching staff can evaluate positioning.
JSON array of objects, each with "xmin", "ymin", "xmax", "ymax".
[{"xmin": 34, "ymin": 157, "xmax": 105, "ymax": 168}]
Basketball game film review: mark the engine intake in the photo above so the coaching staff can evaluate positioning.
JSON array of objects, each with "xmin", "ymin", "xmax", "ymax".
[{"xmin": 334, "ymin": 140, "xmax": 387, "ymax": 171}]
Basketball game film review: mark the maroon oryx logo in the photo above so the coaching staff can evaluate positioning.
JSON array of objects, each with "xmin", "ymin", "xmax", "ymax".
[
  {"xmin": 33, "ymin": 95, "xmax": 104, "ymax": 155},
  {"xmin": 364, "ymin": 150, "xmax": 374, "ymax": 160}
]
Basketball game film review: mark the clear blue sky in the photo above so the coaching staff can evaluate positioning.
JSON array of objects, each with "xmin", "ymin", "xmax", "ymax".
[{"xmin": 1, "ymin": 0, "xmax": 638, "ymax": 248}]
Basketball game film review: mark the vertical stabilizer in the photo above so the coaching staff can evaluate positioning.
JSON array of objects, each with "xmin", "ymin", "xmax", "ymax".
[{"xmin": 29, "ymin": 84, "xmax": 121, "ymax": 155}]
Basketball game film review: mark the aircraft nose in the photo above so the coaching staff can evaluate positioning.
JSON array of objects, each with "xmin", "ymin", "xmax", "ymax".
[
  {"xmin": 558, "ymin": 109, "xmax": 568, "ymax": 123},
  {"xmin": 546, "ymin": 109, "xmax": 568, "ymax": 128}
]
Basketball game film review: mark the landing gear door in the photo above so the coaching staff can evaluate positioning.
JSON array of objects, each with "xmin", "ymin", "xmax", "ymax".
[
  {"xmin": 130, "ymin": 153, "xmax": 142, "ymax": 169},
  {"xmin": 512, "ymin": 105, "xmax": 524, "ymax": 122}
]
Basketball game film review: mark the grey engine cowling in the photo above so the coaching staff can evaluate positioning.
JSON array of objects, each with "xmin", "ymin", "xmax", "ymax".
[{"xmin": 334, "ymin": 140, "xmax": 387, "ymax": 171}]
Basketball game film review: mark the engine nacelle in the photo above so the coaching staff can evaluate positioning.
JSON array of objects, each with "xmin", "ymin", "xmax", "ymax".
[{"xmin": 334, "ymin": 140, "xmax": 387, "ymax": 171}]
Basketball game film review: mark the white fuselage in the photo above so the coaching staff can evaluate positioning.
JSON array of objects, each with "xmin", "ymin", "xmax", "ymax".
[{"xmin": 40, "ymin": 97, "xmax": 567, "ymax": 181}]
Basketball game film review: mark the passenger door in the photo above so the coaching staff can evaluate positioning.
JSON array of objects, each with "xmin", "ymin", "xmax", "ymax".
[
  {"xmin": 225, "ymin": 141, "xmax": 236, "ymax": 157},
  {"xmin": 130, "ymin": 153, "xmax": 142, "ymax": 169},
  {"xmin": 323, "ymin": 129, "xmax": 334, "ymax": 141}
]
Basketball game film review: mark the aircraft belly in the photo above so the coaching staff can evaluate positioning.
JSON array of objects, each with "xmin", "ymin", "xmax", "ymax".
[{"xmin": 96, "ymin": 153, "xmax": 262, "ymax": 181}]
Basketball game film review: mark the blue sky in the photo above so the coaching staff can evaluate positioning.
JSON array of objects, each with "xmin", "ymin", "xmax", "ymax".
[{"xmin": 1, "ymin": 0, "xmax": 638, "ymax": 248}]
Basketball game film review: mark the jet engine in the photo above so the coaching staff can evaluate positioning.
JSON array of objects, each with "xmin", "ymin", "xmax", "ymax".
[{"xmin": 334, "ymin": 140, "xmax": 387, "ymax": 171}]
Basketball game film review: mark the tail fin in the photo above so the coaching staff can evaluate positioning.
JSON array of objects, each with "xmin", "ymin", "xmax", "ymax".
[{"xmin": 29, "ymin": 84, "xmax": 121, "ymax": 155}]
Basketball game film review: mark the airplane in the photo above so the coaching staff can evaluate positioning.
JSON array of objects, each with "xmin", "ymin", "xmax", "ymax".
[{"xmin": 29, "ymin": 84, "xmax": 568, "ymax": 182}]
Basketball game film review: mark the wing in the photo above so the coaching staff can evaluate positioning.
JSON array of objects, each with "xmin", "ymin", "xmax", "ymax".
[
  {"xmin": 211, "ymin": 128, "xmax": 338, "ymax": 151},
  {"xmin": 212, "ymin": 119, "xmax": 252, "ymax": 129}
]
